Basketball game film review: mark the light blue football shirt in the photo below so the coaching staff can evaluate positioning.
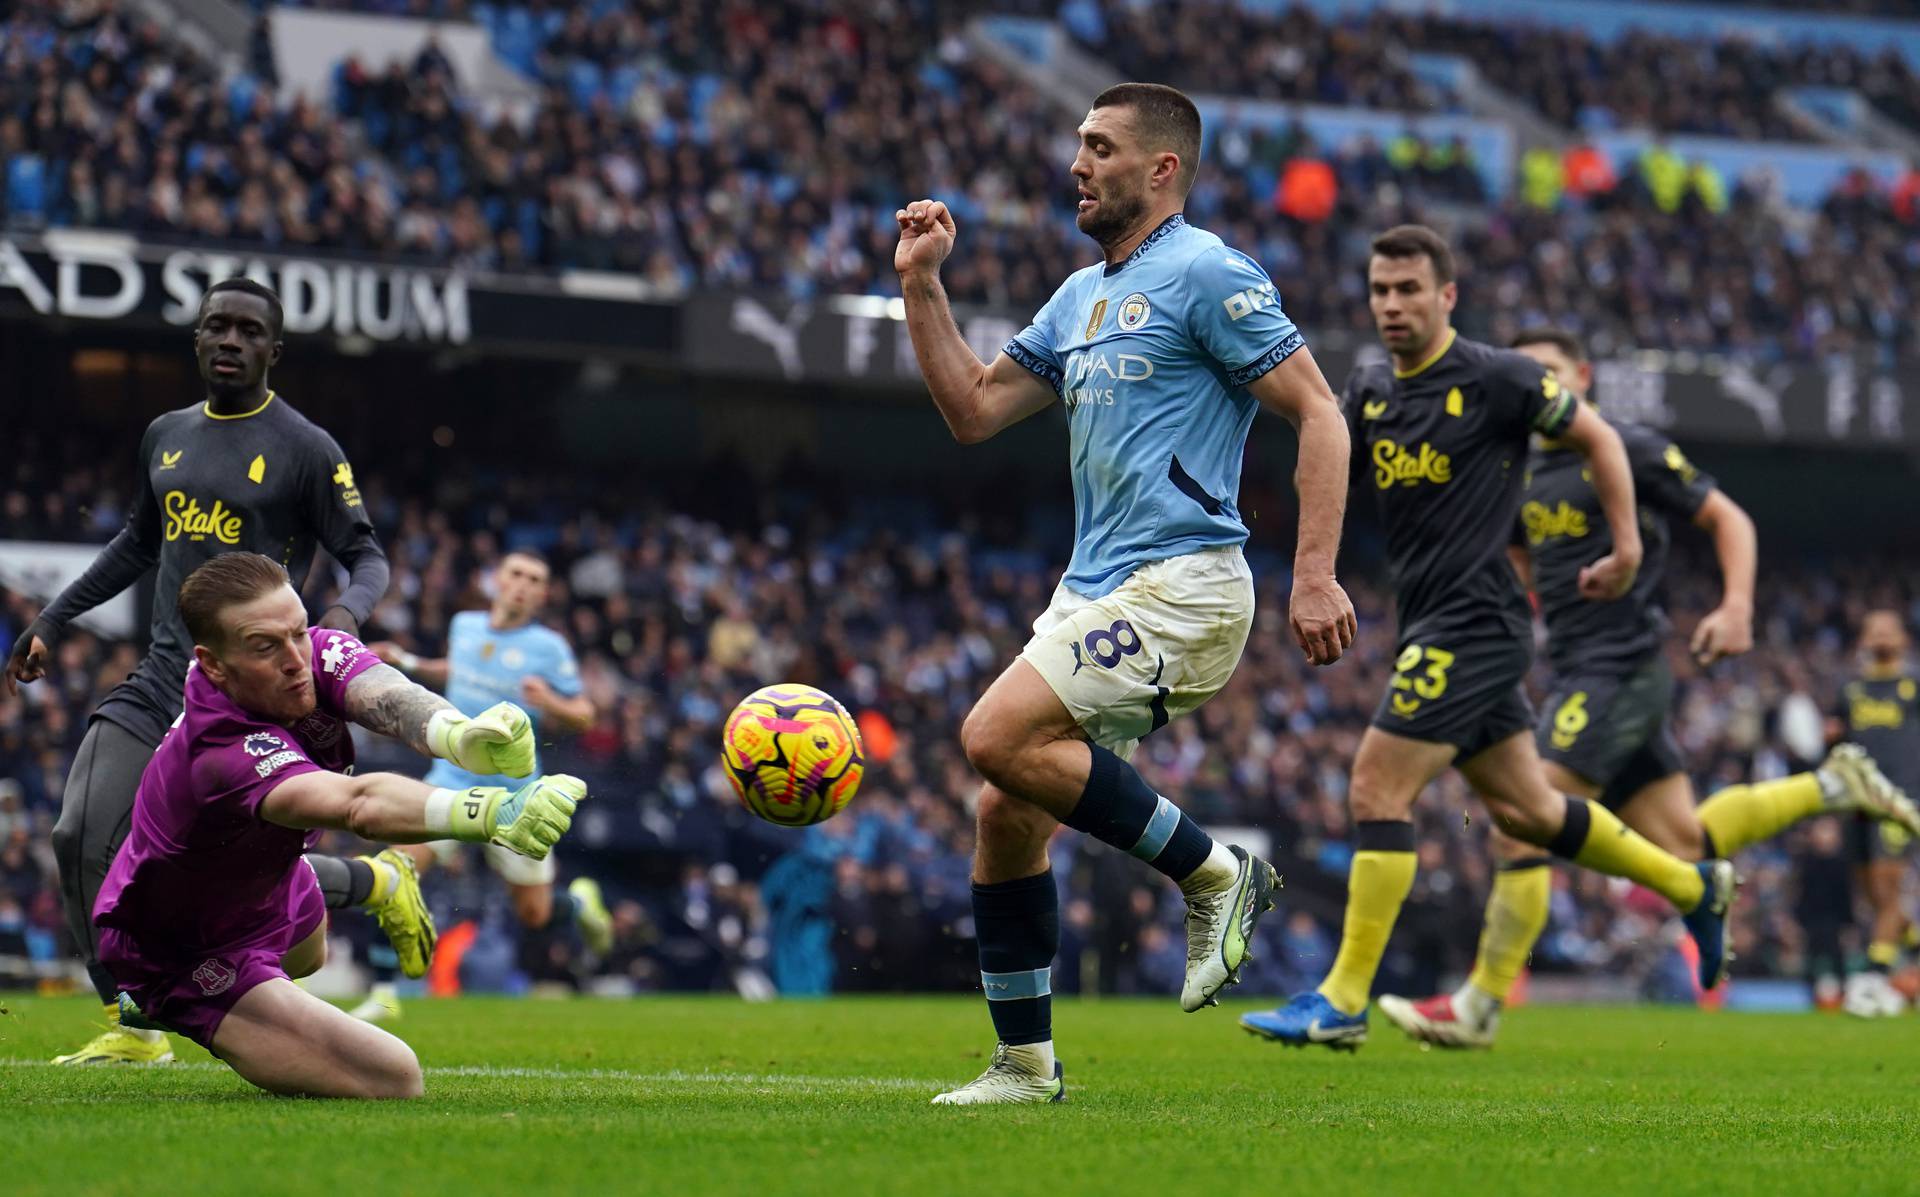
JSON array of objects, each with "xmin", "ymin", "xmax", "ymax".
[
  {"xmin": 424, "ymin": 609, "xmax": 583, "ymax": 790},
  {"xmin": 1003, "ymin": 214, "xmax": 1304, "ymax": 597}
]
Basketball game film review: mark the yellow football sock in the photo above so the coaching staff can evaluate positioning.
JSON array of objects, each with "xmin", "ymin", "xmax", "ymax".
[
  {"xmin": 1466, "ymin": 860, "xmax": 1552, "ymax": 1002},
  {"xmin": 1318, "ymin": 839, "xmax": 1417, "ymax": 1016},
  {"xmin": 1555, "ymin": 798, "xmax": 1704, "ymax": 911},
  {"xmin": 358, "ymin": 854, "xmax": 400, "ymax": 907},
  {"xmin": 1696, "ymin": 774, "xmax": 1823, "ymax": 857},
  {"xmin": 1868, "ymin": 940, "xmax": 1901, "ymax": 972}
]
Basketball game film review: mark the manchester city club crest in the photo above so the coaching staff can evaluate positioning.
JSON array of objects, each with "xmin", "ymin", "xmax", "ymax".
[{"xmin": 1118, "ymin": 292, "xmax": 1151, "ymax": 330}]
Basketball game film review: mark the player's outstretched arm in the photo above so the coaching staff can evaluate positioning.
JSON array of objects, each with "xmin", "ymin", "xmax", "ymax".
[
  {"xmin": 520, "ymin": 675, "xmax": 595, "ymax": 734},
  {"xmin": 6, "ymin": 431, "xmax": 166, "ymax": 693},
  {"xmin": 260, "ymin": 769, "xmax": 583, "ymax": 860},
  {"xmin": 344, "ymin": 662, "xmax": 537, "ymax": 777},
  {"xmin": 369, "ymin": 641, "xmax": 452, "ymax": 688},
  {"xmin": 1558, "ymin": 403, "xmax": 1642, "ymax": 600},
  {"xmin": 1247, "ymin": 347, "xmax": 1357, "ymax": 666},
  {"xmin": 895, "ymin": 198, "xmax": 1056, "ymax": 444},
  {"xmin": 1689, "ymin": 489, "xmax": 1757, "ymax": 664},
  {"xmin": 6, "ymin": 529, "xmax": 158, "ymax": 693}
]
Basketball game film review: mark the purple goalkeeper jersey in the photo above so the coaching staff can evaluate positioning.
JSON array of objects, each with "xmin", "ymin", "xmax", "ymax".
[{"xmin": 94, "ymin": 628, "xmax": 380, "ymax": 953}]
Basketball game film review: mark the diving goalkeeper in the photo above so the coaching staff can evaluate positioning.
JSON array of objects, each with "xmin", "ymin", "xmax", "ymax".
[{"xmin": 93, "ymin": 553, "xmax": 586, "ymax": 1098}]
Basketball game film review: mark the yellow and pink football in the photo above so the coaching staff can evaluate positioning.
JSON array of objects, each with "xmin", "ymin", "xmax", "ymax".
[{"xmin": 720, "ymin": 684, "xmax": 864, "ymax": 826}]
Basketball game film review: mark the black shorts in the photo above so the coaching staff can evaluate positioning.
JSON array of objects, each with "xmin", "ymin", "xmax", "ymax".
[
  {"xmin": 1848, "ymin": 813, "xmax": 1914, "ymax": 864},
  {"xmin": 1370, "ymin": 621, "xmax": 1533, "ymax": 762},
  {"xmin": 1536, "ymin": 653, "xmax": 1685, "ymax": 811}
]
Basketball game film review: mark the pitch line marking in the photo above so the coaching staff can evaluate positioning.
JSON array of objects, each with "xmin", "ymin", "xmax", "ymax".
[{"xmin": 0, "ymin": 1058, "xmax": 932, "ymax": 1091}]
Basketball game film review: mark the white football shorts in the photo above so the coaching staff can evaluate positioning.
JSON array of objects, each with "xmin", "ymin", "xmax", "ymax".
[
  {"xmin": 1019, "ymin": 546, "xmax": 1254, "ymax": 761},
  {"xmin": 427, "ymin": 838, "xmax": 557, "ymax": 886}
]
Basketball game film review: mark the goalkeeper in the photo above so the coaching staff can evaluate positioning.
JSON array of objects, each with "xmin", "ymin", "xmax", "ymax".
[{"xmin": 92, "ymin": 553, "xmax": 585, "ymax": 1098}]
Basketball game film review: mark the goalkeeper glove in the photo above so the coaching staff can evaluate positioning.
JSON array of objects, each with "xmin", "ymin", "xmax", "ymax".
[
  {"xmin": 426, "ymin": 701, "xmax": 536, "ymax": 778},
  {"xmin": 436, "ymin": 774, "xmax": 585, "ymax": 861}
]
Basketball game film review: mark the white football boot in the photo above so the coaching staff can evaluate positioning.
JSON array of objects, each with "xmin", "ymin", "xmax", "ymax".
[{"xmin": 931, "ymin": 1043, "xmax": 1066, "ymax": 1106}]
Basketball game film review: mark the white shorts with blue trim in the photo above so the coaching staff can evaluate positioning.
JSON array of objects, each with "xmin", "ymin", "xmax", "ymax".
[{"xmin": 1018, "ymin": 547, "xmax": 1254, "ymax": 761}]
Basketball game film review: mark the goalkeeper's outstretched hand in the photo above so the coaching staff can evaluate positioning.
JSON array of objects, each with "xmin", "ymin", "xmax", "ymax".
[
  {"xmin": 428, "ymin": 701, "xmax": 536, "ymax": 778},
  {"xmin": 450, "ymin": 774, "xmax": 586, "ymax": 861}
]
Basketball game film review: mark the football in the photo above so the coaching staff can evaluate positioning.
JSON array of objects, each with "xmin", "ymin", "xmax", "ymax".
[{"xmin": 720, "ymin": 684, "xmax": 865, "ymax": 826}]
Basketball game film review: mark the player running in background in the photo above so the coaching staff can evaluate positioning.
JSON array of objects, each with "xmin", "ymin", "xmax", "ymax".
[
  {"xmin": 96, "ymin": 553, "xmax": 583, "ymax": 1097},
  {"xmin": 1378, "ymin": 329, "xmax": 1920, "ymax": 1048},
  {"xmin": 1241, "ymin": 225, "xmax": 1737, "ymax": 1051},
  {"xmin": 1832, "ymin": 610, "xmax": 1920, "ymax": 1018},
  {"xmin": 2, "ymin": 278, "xmax": 433, "ymax": 1066},
  {"xmin": 897, "ymin": 82, "xmax": 1356, "ymax": 1104},
  {"xmin": 353, "ymin": 549, "xmax": 607, "ymax": 1022}
]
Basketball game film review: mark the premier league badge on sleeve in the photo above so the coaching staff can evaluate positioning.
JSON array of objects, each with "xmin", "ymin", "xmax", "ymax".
[{"xmin": 243, "ymin": 732, "xmax": 288, "ymax": 757}]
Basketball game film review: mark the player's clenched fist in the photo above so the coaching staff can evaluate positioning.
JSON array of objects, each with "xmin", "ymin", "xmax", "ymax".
[
  {"xmin": 427, "ymin": 701, "xmax": 536, "ymax": 778},
  {"xmin": 895, "ymin": 199, "xmax": 957, "ymax": 278},
  {"xmin": 3, "ymin": 632, "xmax": 50, "ymax": 696},
  {"xmin": 444, "ymin": 774, "xmax": 585, "ymax": 860},
  {"xmin": 1290, "ymin": 574, "xmax": 1358, "ymax": 667},
  {"xmin": 1577, "ymin": 551, "xmax": 1640, "ymax": 602}
]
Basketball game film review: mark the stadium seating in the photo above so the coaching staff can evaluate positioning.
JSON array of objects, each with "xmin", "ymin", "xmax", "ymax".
[{"xmin": 8, "ymin": 0, "xmax": 1920, "ymax": 358}]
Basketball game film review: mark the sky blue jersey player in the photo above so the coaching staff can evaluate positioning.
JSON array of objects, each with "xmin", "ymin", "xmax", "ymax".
[
  {"xmin": 360, "ymin": 549, "xmax": 608, "ymax": 1022},
  {"xmin": 424, "ymin": 608, "xmax": 581, "ymax": 791},
  {"xmin": 895, "ymin": 82, "xmax": 1356, "ymax": 1105}
]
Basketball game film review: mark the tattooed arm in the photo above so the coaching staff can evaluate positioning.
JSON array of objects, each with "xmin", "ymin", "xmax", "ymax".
[
  {"xmin": 344, "ymin": 663, "xmax": 538, "ymax": 776},
  {"xmin": 343, "ymin": 662, "xmax": 456, "ymax": 757}
]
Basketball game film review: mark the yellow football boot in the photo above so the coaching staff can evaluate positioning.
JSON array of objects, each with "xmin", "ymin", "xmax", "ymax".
[
  {"xmin": 363, "ymin": 849, "xmax": 437, "ymax": 979},
  {"xmin": 52, "ymin": 1003, "xmax": 174, "ymax": 1065}
]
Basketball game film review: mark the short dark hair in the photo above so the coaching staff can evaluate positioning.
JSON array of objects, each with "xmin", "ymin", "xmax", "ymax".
[
  {"xmin": 1510, "ymin": 327, "xmax": 1588, "ymax": 363},
  {"xmin": 1369, "ymin": 224, "xmax": 1455, "ymax": 285},
  {"xmin": 501, "ymin": 548, "xmax": 550, "ymax": 573},
  {"xmin": 1091, "ymin": 82, "xmax": 1203, "ymax": 194},
  {"xmin": 199, "ymin": 277, "xmax": 284, "ymax": 338},
  {"xmin": 179, "ymin": 553, "xmax": 291, "ymax": 649}
]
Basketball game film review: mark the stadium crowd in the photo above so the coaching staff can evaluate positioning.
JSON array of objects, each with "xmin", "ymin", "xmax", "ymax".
[
  {"xmin": 7, "ymin": 0, "xmax": 1920, "ymax": 358},
  {"xmin": 4, "ymin": 440, "xmax": 1914, "ymax": 1001}
]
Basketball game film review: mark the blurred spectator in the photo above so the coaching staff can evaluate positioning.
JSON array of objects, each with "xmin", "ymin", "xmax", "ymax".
[
  {"xmin": 1275, "ymin": 141, "xmax": 1338, "ymax": 224},
  {"xmin": 9, "ymin": 0, "xmax": 1920, "ymax": 358}
]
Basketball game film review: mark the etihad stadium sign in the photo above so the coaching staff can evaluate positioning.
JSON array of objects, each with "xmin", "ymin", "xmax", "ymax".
[
  {"xmin": 0, "ymin": 231, "xmax": 470, "ymax": 342},
  {"xmin": 0, "ymin": 231, "xmax": 678, "ymax": 356}
]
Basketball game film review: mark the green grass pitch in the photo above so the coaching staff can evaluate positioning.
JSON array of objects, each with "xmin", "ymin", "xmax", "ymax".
[{"xmin": 4, "ymin": 994, "xmax": 1916, "ymax": 1195}]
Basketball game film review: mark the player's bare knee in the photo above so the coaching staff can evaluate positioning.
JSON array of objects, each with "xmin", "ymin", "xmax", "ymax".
[
  {"xmin": 1489, "ymin": 794, "xmax": 1559, "ymax": 844},
  {"xmin": 960, "ymin": 701, "xmax": 1027, "ymax": 789},
  {"xmin": 370, "ymin": 1047, "xmax": 424, "ymax": 1099},
  {"xmin": 1347, "ymin": 767, "xmax": 1412, "ymax": 823}
]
